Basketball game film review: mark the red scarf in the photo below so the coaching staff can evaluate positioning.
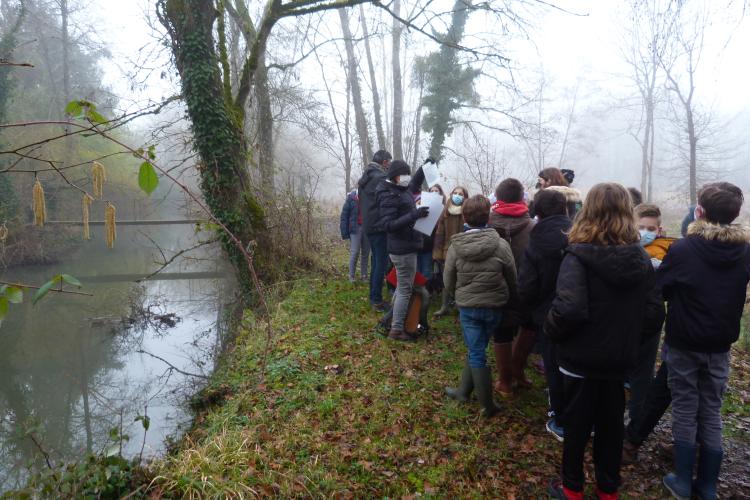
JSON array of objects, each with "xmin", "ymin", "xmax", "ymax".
[{"xmin": 492, "ymin": 201, "xmax": 529, "ymax": 217}]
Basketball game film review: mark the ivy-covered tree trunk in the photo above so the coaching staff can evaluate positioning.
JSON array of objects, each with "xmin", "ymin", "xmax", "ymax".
[{"xmin": 159, "ymin": 0, "xmax": 267, "ymax": 295}]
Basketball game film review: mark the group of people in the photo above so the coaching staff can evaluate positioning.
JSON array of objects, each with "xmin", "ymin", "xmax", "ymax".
[{"xmin": 339, "ymin": 152, "xmax": 750, "ymax": 500}]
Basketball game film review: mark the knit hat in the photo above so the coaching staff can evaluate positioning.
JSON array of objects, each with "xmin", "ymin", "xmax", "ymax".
[{"xmin": 387, "ymin": 160, "xmax": 411, "ymax": 179}]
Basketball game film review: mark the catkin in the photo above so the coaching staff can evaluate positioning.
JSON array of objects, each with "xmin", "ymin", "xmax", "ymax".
[
  {"xmin": 32, "ymin": 179, "xmax": 46, "ymax": 226},
  {"xmin": 104, "ymin": 202, "xmax": 116, "ymax": 248},
  {"xmin": 82, "ymin": 193, "xmax": 94, "ymax": 240},
  {"xmin": 0, "ymin": 223, "xmax": 7, "ymax": 241},
  {"xmin": 92, "ymin": 161, "xmax": 106, "ymax": 199}
]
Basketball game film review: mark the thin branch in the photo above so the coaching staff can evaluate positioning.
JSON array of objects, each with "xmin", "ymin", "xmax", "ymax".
[
  {"xmin": 0, "ymin": 280, "xmax": 93, "ymax": 297},
  {"xmin": 135, "ymin": 350, "xmax": 210, "ymax": 379}
]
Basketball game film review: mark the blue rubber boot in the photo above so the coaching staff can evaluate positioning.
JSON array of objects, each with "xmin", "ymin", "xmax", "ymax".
[
  {"xmin": 663, "ymin": 441, "xmax": 696, "ymax": 500},
  {"xmin": 694, "ymin": 447, "xmax": 722, "ymax": 500}
]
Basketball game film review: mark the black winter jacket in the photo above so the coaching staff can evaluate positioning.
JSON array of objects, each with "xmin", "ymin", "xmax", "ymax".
[
  {"xmin": 357, "ymin": 162, "xmax": 387, "ymax": 234},
  {"xmin": 659, "ymin": 220, "xmax": 750, "ymax": 353},
  {"xmin": 375, "ymin": 167, "xmax": 425, "ymax": 255},
  {"xmin": 518, "ymin": 215, "xmax": 572, "ymax": 329},
  {"xmin": 544, "ymin": 243, "xmax": 665, "ymax": 380},
  {"xmin": 339, "ymin": 190, "xmax": 360, "ymax": 239}
]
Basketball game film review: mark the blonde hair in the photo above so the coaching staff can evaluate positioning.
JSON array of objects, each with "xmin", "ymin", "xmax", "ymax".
[{"xmin": 568, "ymin": 183, "xmax": 639, "ymax": 245}]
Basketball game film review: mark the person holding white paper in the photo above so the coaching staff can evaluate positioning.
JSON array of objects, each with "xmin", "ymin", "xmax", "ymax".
[
  {"xmin": 375, "ymin": 160, "xmax": 429, "ymax": 342},
  {"xmin": 433, "ymin": 185, "xmax": 470, "ymax": 317},
  {"xmin": 416, "ymin": 185, "xmax": 446, "ymax": 282}
]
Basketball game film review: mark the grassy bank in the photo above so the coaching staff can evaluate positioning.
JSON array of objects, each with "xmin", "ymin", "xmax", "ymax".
[{"xmin": 146, "ymin": 276, "xmax": 750, "ymax": 499}]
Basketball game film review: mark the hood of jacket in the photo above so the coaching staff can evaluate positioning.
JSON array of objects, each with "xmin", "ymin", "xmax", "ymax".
[
  {"xmin": 451, "ymin": 228, "xmax": 501, "ymax": 262},
  {"xmin": 358, "ymin": 162, "xmax": 386, "ymax": 189},
  {"xmin": 530, "ymin": 215, "xmax": 571, "ymax": 257},
  {"xmin": 489, "ymin": 211, "xmax": 532, "ymax": 238},
  {"xmin": 685, "ymin": 220, "xmax": 750, "ymax": 269},
  {"xmin": 545, "ymin": 185, "xmax": 582, "ymax": 203},
  {"xmin": 567, "ymin": 243, "xmax": 650, "ymax": 288}
]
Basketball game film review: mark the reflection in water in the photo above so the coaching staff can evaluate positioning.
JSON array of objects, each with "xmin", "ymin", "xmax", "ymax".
[{"xmin": 0, "ymin": 224, "xmax": 231, "ymax": 491}]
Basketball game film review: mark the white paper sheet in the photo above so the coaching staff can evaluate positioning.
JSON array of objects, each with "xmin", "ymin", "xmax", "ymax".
[
  {"xmin": 423, "ymin": 162, "xmax": 442, "ymax": 188},
  {"xmin": 414, "ymin": 191, "xmax": 444, "ymax": 236}
]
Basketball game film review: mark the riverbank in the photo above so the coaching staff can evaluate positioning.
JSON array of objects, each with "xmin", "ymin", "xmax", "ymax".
[{"xmin": 144, "ymin": 276, "xmax": 750, "ymax": 498}]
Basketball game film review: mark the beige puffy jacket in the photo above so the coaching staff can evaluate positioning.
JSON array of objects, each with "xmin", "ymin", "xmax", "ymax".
[{"xmin": 444, "ymin": 228, "xmax": 517, "ymax": 309}]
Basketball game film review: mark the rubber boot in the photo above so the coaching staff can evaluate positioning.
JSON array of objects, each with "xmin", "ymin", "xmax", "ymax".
[
  {"xmin": 512, "ymin": 327, "xmax": 536, "ymax": 389},
  {"xmin": 493, "ymin": 342, "xmax": 514, "ymax": 398},
  {"xmin": 472, "ymin": 367, "xmax": 501, "ymax": 417},
  {"xmin": 663, "ymin": 441, "xmax": 697, "ymax": 500},
  {"xmin": 433, "ymin": 291, "xmax": 452, "ymax": 317},
  {"xmin": 694, "ymin": 447, "xmax": 722, "ymax": 500},
  {"xmin": 445, "ymin": 363, "xmax": 474, "ymax": 402}
]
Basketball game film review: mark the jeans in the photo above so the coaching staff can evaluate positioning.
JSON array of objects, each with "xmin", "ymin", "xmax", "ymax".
[
  {"xmin": 626, "ymin": 362, "xmax": 671, "ymax": 446},
  {"xmin": 459, "ymin": 308, "xmax": 503, "ymax": 368},
  {"xmin": 667, "ymin": 347, "xmax": 730, "ymax": 450},
  {"xmin": 348, "ymin": 231, "xmax": 370, "ymax": 280},
  {"xmin": 562, "ymin": 376, "xmax": 625, "ymax": 494},
  {"xmin": 416, "ymin": 252, "xmax": 433, "ymax": 279},
  {"xmin": 628, "ymin": 333, "xmax": 660, "ymax": 426},
  {"xmin": 389, "ymin": 253, "xmax": 417, "ymax": 332},
  {"xmin": 368, "ymin": 232, "xmax": 388, "ymax": 304}
]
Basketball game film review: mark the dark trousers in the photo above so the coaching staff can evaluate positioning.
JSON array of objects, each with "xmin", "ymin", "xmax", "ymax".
[
  {"xmin": 626, "ymin": 362, "xmax": 671, "ymax": 446},
  {"xmin": 627, "ymin": 334, "xmax": 660, "ymax": 426},
  {"xmin": 367, "ymin": 232, "xmax": 388, "ymax": 304},
  {"xmin": 542, "ymin": 337, "xmax": 565, "ymax": 421},
  {"xmin": 562, "ymin": 376, "xmax": 625, "ymax": 494}
]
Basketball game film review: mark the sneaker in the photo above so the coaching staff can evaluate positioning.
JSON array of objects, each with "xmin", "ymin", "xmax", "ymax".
[
  {"xmin": 372, "ymin": 301, "xmax": 389, "ymax": 312},
  {"xmin": 388, "ymin": 330, "xmax": 417, "ymax": 342},
  {"xmin": 373, "ymin": 322, "xmax": 389, "ymax": 337},
  {"xmin": 546, "ymin": 418, "xmax": 564, "ymax": 442},
  {"xmin": 548, "ymin": 479, "xmax": 583, "ymax": 500}
]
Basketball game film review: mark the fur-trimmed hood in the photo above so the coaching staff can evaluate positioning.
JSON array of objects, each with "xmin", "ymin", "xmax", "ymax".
[
  {"xmin": 687, "ymin": 219, "xmax": 750, "ymax": 243},
  {"xmin": 545, "ymin": 185, "xmax": 582, "ymax": 203},
  {"xmin": 685, "ymin": 219, "xmax": 750, "ymax": 269}
]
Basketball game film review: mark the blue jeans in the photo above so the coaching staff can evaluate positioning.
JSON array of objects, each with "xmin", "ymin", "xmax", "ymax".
[
  {"xmin": 459, "ymin": 308, "xmax": 503, "ymax": 368},
  {"xmin": 416, "ymin": 252, "xmax": 433, "ymax": 279},
  {"xmin": 367, "ymin": 232, "xmax": 388, "ymax": 304}
]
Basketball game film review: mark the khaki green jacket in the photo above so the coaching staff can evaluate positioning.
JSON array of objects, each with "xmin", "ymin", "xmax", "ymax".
[{"xmin": 444, "ymin": 228, "xmax": 517, "ymax": 309}]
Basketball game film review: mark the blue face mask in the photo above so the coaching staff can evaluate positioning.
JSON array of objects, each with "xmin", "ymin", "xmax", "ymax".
[
  {"xmin": 452, "ymin": 194, "xmax": 464, "ymax": 206},
  {"xmin": 639, "ymin": 229, "xmax": 657, "ymax": 247}
]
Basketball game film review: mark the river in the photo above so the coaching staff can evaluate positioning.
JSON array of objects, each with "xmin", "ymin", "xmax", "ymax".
[{"xmin": 0, "ymin": 221, "xmax": 231, "ymax": 491}]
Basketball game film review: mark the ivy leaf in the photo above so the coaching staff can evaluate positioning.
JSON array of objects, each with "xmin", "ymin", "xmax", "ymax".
[
  {"xmin": 0, "ymin": 296, "xmax": 7, "ymax": 321},
  {"xmin": 138, "ymin": 161, "xmax": 158, "ymax": 195},
  {"xmin": 135, "ymin": 415, "xmax": 150, "ymax": 431},
  {"xmin": 5, "ymin": 287, "xmax": 22, "ymax": 304}
]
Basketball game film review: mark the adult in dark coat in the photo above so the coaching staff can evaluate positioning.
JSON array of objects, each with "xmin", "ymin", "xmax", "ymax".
[
  {"xmin": 375, "ymin": 160, "xmax": 428, "ymax": 341},
  {"xmin": 339, "ymin": 189, "xmax": 369, "ymax": 282},
  {"xmin": 357, "ymin": 150, "xmax": 392, "ymax": 310}
]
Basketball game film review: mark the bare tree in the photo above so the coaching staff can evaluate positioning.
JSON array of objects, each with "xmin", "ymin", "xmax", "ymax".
[
  {"xmin": 456, "ymin": 127, "xmax": 509, "ymax": 195},
  {"xmin": 391, "ymin": 0, "xmax": 403, "ymax": 159},
  {"xmin": 338, "ymin": 8, "xmax": 372, "ymax": 166},
  {"xmin": 359, "ymin": 5, "xmax": 385, "ymax": 150}
]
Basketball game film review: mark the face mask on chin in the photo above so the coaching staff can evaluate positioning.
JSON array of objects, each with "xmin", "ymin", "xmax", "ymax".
[
  {"xmin": 639, "ymin": 229, "xmax": 657, "ymax": 247},
  {"xmin": 397, "ymin": 175, "xmax": 412, "ymax": 187}
]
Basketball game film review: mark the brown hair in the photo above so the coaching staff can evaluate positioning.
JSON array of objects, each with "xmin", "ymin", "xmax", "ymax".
[
  {"xmin": 568, "ymin": 183, "xmax": 639, "ymax": 245},
  {"xmin": 628, "ymin": 187, "xmax": 643, "ymax": 206},
  {"xmin": 462, "ymin": 195, "xmax": 491, "ymax": 227},
  {"xmin": 534, "ymin": 189, "xmax": 567, "ymax": 219},
  {"xmin": 445, "ymin": 185, "xmax": 469, "ymax": 214},
  {"xmin": 698, "ymin": 182, "xmax": 744, "ymax": 224},
  {"xmin": 539, "ymin": 167, "xmax": 569, "ymax": 187},
  {"xmin": 634, "ymin": 203, "xmax": 661, "ymax": 222},
  {"xmin": 430, "ymin": 183, "xmax": 446, "ymax": 204},
  {"xmin": 495, "ymin": 178, "xmax": 524, "ymax": 203}
]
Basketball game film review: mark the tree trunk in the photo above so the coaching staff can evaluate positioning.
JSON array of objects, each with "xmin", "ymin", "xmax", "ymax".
[
  {"xmin": 412, "ymin": 77, "xmax": 424, "ymax": 167},
  {"xmin": 255, "ymin": 51, "xmax": 275, "ymax": 196},
  {"xmin": 391, "ymin": 0, "xmax": 403, "ymax": 159},
  {"xmin": 687, "ymin": 107, "xmax": 697, "ymax": 204},
  {"xmin": 160, "ymin": 0, "xmax": 268, "ymax": 295},
  {"xmin": 359, "ymin": 5, "xmax": 385, "ymax": 150},
  {"xmin": 338, "ymin": 8, "xmax": 372, "ymax": 166}
]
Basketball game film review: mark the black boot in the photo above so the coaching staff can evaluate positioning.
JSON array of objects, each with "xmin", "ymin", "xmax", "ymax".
[
  {"xmin": 445, "ymin": 363, "xmax": 473, "ymax": 402},
  {"xmin": 472, "ymin": 367, "xmax": 501, "ymax": 417},
  {"xmin": 694, "ymin": 446, "xmax": 722, "ymax": 500},
  {"xmin": 663, "ymin": 441, "xmax": 696, "ymax": 500}
]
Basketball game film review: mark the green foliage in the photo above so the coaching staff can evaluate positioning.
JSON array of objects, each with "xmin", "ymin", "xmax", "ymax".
[
  {"xmin": 137, "ymin": 161, "xmax": 158, "ymax": 195},
  {"xmin": 0, "ymin": 284, "xmax": 22, "ymax": 326},
  {"xmin": 418, "ymin": 0, "xmax": 480, "ymax": 161},
  {"xmin": 32, "ymin": 273, "xmax": 83, "ymax": 305},
  {"xmin": 64, "ymin": 99, "xmax": 107, "ymax": 124}
]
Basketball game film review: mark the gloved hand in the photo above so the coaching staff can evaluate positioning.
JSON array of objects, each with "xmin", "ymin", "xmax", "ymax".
[{"xmin": 416, "ymin": 206, "xmax": 430, "ymax": 219}]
